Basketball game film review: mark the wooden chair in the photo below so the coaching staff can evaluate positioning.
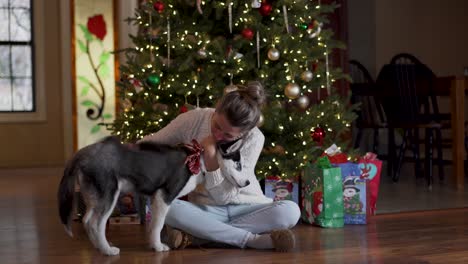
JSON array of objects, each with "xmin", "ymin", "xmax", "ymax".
[
  {"xmin": 349, "ymin": 60, "xmax": 393, "ymax": 178},
  {"xmin": 376, "ymin": 63, "xmax": 444, "ymax": 189},
  {"xmin": 349, "ymin": 60, "xmax": 387, "ymax": 154}
]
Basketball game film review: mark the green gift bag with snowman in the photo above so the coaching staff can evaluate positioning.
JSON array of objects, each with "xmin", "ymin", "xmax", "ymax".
[{"xmin": 301, "ymin": 156, "xmax": 344, "ymax": 228}]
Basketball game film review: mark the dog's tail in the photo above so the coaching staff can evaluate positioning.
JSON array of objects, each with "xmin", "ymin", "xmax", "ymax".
[{"xmin": 58, "ymin": 158, "xmax": 78, "ymax": 237}]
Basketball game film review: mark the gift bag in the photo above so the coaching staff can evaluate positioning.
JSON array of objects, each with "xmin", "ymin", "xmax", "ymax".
[
  {"xmin": 301, "ymin": 156, "xmax": 344, "ymax": 228},
  {"xmin": 264, "ymin": 176, "xmax": 300, "ymax": 204},
  {"xmin": 335, "ymin": 162, "xmax": 368, "ymax": 224},
  {"xmin": 358, "ymin": 153, "xmax": 382, "ymax": 216}
]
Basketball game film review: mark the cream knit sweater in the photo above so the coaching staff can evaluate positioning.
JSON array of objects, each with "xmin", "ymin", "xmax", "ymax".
[{"xmin": 139, "ymin": 108, "xmax": 272, "ymax": 205}]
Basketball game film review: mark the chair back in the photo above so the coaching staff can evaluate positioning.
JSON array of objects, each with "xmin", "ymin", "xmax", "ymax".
[
  {"xmin": 376, "ymin": 63, "xmax": 438, "ymax": 126},
  {"xmin": 349, "ymin": 60, "xmax": 386, "ymax": 127}
]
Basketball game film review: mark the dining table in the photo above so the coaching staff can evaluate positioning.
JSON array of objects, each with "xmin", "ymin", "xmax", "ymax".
[{"xmin": 433, "ymin": 76, "xmax": 467, "ymax": 190}]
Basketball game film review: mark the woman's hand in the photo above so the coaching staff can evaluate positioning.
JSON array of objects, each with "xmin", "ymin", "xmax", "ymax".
[{"xmin": 201, "ymin": 135, "xmax": 219, "ymax": 172}]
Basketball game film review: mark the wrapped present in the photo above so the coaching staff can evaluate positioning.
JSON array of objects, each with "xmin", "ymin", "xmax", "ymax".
[
  {"xmin": 109, "ymin": 192, "xmax": 144, "ymax": 225},
  {"xmin": 301, "ymin": 156, "xmax": 344, "ymax": 228},
  {"xmin": 321, "ymin": 144, "xmax": 348, "ymax": 164},
  {"xmin": 358, "ymin": 152, "xmax": 382, "ymax": 216},
  {"xmin": 264, "ymin": 176, "xmax": 299, "ymax": 204}
]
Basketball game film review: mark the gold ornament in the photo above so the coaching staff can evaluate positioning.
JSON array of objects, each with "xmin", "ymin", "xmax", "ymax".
[
  {"xmin": 267, "ymin": 48, "xmax": 280, "ymax": 61},
  {"xmin": 301, "ymin": 70, "xmax": 313, "ymax": 82},
  {"xmin": 121, "ymin": 99, "xmax": 132, "ymax": 112},
  {"xmin": 284, "ymin": 83, "xmax": 300, "ymax": 99},
  {"xmin": 257, "ymin": 113, "xmax": 264, "ymax": 127},
  {"xmin": 297, "ymin": 95, "xmax": 310, "ymax": 109}
]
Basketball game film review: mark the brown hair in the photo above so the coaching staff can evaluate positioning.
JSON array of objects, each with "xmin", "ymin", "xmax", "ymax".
[{"xmin": 216, "ymin": 81, "xmax": 266, "ymax": 132}]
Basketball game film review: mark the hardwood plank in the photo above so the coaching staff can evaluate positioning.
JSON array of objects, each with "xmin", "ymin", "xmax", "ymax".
[{"xmin": 0, "ymin": 168, "xmax": 467, "ymax": 264}]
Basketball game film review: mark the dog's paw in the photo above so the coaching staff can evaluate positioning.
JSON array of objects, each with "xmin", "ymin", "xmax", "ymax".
[
  {"xmin": 102, "ymin": 246, "xmax": 120, "ymax": 256},
  {"xmin": 152, "ymin": 243, "xmax": 170, "ymax": 252}
]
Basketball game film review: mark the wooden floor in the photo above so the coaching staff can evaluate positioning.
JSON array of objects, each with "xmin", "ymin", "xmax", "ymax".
[{"xmin": 1, "ymin": 167, "xmax": 468, "ymax": 264}]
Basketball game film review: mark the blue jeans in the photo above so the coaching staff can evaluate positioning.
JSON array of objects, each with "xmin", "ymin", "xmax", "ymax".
[{"xmin": 165, "ymin": 199, "xmax": 301, "ymax": 248}]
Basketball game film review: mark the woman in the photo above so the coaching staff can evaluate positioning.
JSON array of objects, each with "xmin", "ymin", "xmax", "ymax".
[{"xmin": 139, "ymin": 81, "xmax": 300, "ymax": 251}]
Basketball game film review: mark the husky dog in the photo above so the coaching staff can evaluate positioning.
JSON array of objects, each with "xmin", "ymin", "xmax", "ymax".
[{"xmin": 58, "ymin": 136, "xmax": 207, "ymax": 255}]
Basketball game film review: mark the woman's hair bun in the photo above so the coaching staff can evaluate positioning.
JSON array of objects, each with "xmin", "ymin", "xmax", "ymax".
[{"xmin": 238, "ymin": 81, "xmax": 266, "ymax": 107}]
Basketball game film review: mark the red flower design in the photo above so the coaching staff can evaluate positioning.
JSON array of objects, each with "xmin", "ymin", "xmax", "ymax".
[{"xmin": 87, "ymin": 14, "xmax": 107, "ymax": 41}]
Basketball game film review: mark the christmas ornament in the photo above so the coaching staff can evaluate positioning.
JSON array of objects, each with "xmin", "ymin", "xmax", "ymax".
[
  {"xmin": 153, "ymin": 1, "xmax": 164, "ymax": 13},
  {"xmin": 297, "ymin": 95, "xmax": 310, "ymax": 109},
  {"xmin": 121, "ymin": 98, "xmax": 132, "ymax": 112},
  {"xmin": 180, "ymin": 105, "xmax": 188, "ymax": 113},
  {"xmin": 251, "ymin": 0, "xmax": 261, "ymax": 8},
  {"xmin": 241, "ymin": 28, "xmax": 254, "ymax": 40},
  {"xmin": 259, "ymin": 2, "xmax": 273, "ymax": 16},
  {"xmin": 300, "ymin": 23, "xmax": 308, "ymax": 30},
  {"xmin": 257, "ymin": 113, "xmax": 264, "ymax": 127},
  {"xmin": 284, "ymin": 83, "xmax": 300, "ymax": 99},
  {"xmin": 312, "ymin": 62, "xmax": 318, "ymax": 72},
  {"xmin": 308, "ymin": 20, "xmax": 318, "ymax": 30},
  {"xmin": 179, "ymin": 102, "xmax": 195, "ymax": 114},
  {"xmin": 267, "ymin": 48, "xmax": 280, "ymax": 61},
  {"xmin": 308, "ymin": 21, "xmax": 323, "ymax": 38},
  {"xmin": 129, "ymin": 78, "xmax": 143, "ymax": 93},
  {"xmin": 233, "ymin": 52, "xmax": 244, "ymax": 59},
  {"xmin": 311, "ymin": 127, "xmax": 326, "ymax": 145},
  {"xmin": 146, "ymin": 74, "xmax": 160, "ymax": 86},
  {"xmin": 197, "ymin": 48, "xmax": 207, "ymax": 58},
  {"xmin": 301, "ymin": 70, "xmax": 313, "ymax": 82}
]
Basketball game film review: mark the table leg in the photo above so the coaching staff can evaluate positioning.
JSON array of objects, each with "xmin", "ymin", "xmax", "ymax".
[{"xmin": 450, "ymin": 78, "xmax": 465, "ymax": 190}]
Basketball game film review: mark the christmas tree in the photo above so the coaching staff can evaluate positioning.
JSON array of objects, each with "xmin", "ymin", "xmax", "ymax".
[{"xmin": 111, "ymin": 0, "xmax": 357, "ymax": 179}]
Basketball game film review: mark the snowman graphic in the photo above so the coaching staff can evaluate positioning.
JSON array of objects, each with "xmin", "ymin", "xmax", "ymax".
[
  {"xmin": 272, "ymin": 180, "xmax": 293, "ymax": 201},
  {"xmin": 343, "ymin": 177, "xmax": 363, "ymax": 214}
]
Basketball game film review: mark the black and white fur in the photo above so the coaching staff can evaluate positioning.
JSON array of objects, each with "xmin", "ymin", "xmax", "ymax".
[{"xmin": 57, "ymin": 136, "xmax": 208, "ymax": 255}]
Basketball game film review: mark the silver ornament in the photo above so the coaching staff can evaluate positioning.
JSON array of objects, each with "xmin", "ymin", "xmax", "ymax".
[
  {"xmin": 297, "ymin": 95, "xmax": 310, "ymax": 109},
  {"xmin": 197, "ymin": 49, "xmax": 207, "ymax": 58},
  {"xmin": 257, "ymin": 113, "xmax": 264, "ymax": 127},
  {"xmin": 301, "ymin": 70, "xmax": 313, "ymax": 82},
  {"xmin": 284, "ymin": 83, "xmax": 300, "ymax": 99},
  {"xmin": 267, "ymin": 48, "xmax": 280, "ymax": 61},
  {"xmin": 308, "ymin": 22, "xmax": 323, "ymax": 38},
  {"xmin": 251, "ymin": 0, "xmax": 261, "ymax": 8},
  {"xmin": 233, "ymin": 53, "xmax": 244, "ymax": 59}
]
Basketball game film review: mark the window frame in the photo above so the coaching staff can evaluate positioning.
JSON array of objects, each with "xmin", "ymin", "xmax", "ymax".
[{"xmin": 0, "ymin": 0, "xmax": 46, "ymax": 122}]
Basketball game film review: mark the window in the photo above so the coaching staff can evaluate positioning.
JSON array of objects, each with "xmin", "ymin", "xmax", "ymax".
[
  {"xmin": 0, "ymin": 0, "xmax": 45, "ymax": 122},
  {"xmin": 0, "ymin": 0, "xmax": 34, "ymax": 112}
]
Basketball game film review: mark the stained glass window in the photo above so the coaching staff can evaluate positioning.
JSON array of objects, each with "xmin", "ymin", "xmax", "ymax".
[{"xmin": 0, "ymin": 0, "xmax": 33, "ymax": 112}]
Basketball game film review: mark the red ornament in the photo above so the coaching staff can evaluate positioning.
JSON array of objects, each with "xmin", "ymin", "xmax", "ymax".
[
  {"xmin": 311, "ymin": 127, "xmax": 326, "ymax": 145},
  {"xmin": 87, "ymin": 14, "xmax": 107, "ymax": 41},
  {"xmin": 153, "ymin": 1, "xmax": 165, "ymax": 13},
  {"xmin": 180, "ymin": 105, "xmax": 188, "ymax": 113},
  {"xmin": 312, "ymin": 62, "xmax": 319, "ymax": 72},
  {"xmin": 308, "ymin": 20, "xmax": 317, "ymax": 30},
  {"xmin": 259, "ymin": 2, "xmax": 273, "ymax": 16},
  {"xmin": 241, "ymin": 28, "xmax": 254, "ymax": 40}
]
